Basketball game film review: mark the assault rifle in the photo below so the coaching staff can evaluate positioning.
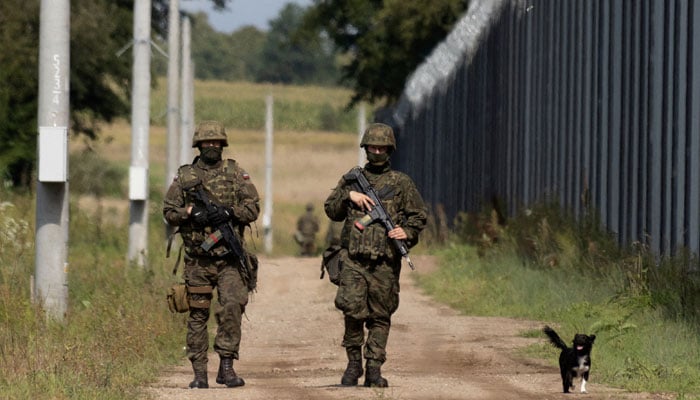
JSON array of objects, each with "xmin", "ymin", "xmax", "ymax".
[
  {"xmin": 343, "ymin": 167, "xmax": 416, "ymax": 270},
  {"xmin": 183, "ymin": 179, "xmax": 254, "ymax": 288}
]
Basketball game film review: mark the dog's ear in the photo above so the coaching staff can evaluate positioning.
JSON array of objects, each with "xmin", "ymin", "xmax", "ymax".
[{"xmin": 589, "ymin": 334, "xmax": 596, "ymax": 343}]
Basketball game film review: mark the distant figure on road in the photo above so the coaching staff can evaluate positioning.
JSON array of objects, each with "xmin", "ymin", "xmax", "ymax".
[
  {"xmin": 324, "ymin": 123, "xmax": 427, "ymax": 388},
  {"xmin": 295, "ymin": 202, "xmax": 320, "ymax": 256},
  {"xmin": 163, "ymin": 120, "xmax": 260, "ymax": 390}
]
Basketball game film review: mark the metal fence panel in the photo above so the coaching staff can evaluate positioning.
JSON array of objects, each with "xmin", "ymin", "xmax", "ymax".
[{"xmin": 386, "ymin": 0, "xmax": 700, "ymax": 257}]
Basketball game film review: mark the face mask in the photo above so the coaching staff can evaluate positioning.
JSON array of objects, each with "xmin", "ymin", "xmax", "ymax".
[
  {"xmin": 200, "ymin": 146, "xmax": 223, "ymax": 164},
  {"xmin": 366, "ymin": 151, "xmax": 390, "ymax": 164}
]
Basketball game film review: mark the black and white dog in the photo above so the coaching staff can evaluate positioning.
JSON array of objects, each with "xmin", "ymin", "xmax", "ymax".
[{"xmin": 543, "ymin": 325, "xmax": 596, "ymax": 394}]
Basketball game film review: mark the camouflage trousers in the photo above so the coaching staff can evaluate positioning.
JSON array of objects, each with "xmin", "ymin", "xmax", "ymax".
[
  {"xmin": 184, "ymin": 255, "xmax": 249, "ymax": 369},
  {"xmin": 334, "ymin": 256, "xmax": 400, "ymax": 365}
]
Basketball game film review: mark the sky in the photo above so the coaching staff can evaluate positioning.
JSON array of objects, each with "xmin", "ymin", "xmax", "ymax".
[{"xmin": 179, "ymin": 0, "xmax": 313, "ymax": 33}]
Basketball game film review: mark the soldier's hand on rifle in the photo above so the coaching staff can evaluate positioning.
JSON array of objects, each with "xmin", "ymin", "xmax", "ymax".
[
  {"xmin": 349, "ymin": 190, "xmax": 375, "ymax": 211},
  {"xmin": 388, "ymin": 226, "xmax": 407, "ymax": 240},
  {"xmin": 190, "ymin": 205, "xmax": 209, "ymax": 226},
  {"xmin": 209, "ymin": 206, "xmax": 234, "ymax": 226}
]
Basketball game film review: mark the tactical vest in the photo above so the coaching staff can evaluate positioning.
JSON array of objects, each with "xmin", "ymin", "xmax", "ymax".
[
  {"xmin": 342, "ymin": 169, "xmax": 403, "ymax": 261},
  {"xmin": 177, "ymin": 159, "xmax": 242, "ymax": 257}
]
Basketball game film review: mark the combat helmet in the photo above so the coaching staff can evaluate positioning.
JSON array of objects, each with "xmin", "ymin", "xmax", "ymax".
[
  {"xmin": 360, "ymin": 123, "xmax": 396, "ymax": 152},
  {"xmin": 192, "ymin": 120, "xmax": 229, "ymax": 148}
]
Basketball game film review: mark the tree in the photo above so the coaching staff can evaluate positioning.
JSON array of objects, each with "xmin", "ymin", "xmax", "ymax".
[
  {"xmin": 0, "ymin": 0, "xmax": 134, "ymax": 186},
  {"xmin": 184, "ymin": 4, "xmax": 339, "ymax": 85},
  {"xmin": 152, "ymin": 0, "xmax": 230, "ymax": 35},
  {"xmin": 0, "ymin": 0, "xmax": 226, "ymax": 187},
  {"xmin": 187, "ymin": 12, "xmax": 266, "ymax": 81},
  {"xmin": 0, "ymin": 0, "xmax": 40, "ymax": 187},
  {"xmin": 228, "ymin": 26, "xmax": 267, "ymax": 81},
  {"xmin": 301, "ymin": 0, "xmax": 469, "ymax": 106},
  {"xmin": 256, "ymin": 3, "xmax": 339, "ymax": 85}
]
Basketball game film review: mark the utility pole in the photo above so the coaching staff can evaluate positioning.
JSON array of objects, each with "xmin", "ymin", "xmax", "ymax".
[
  {"xmin": 263, "ymin": 95, "xmax": 274, "ymax": 254},
  {"xmin": 166, "ymin": 0, "xmax": 180, "ymax": 187},
  {"xmin": 357, "ymin": 103, "xmax": 366, "ymax": 166},
  {"xmin": 35, "ymin": 0, "xmax": 70, "ymax": 320},
  {"xmin": 179, "ymin": 16, "xmax": 194, "ymax": 165},
  {"xmin": 128, "ymin": 0, "xmax": 152, "ymax": 267}
]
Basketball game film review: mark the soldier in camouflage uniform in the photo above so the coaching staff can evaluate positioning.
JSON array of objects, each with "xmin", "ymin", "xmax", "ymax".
[
  {"xmin": 295, "ymin": 203, "xmax": 320, "ymax": 256},
  {"xmin": 324, "ymin": 123, "xmax": 427, "ymax": 388},
  {"xmin": 163, "ymin": 121, "xmax": 260, "ymax": 389}
]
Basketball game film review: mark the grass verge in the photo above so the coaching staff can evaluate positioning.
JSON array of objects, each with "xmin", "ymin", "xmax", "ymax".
[
  {"xmin": 417, "ymin": 204, "xmax": 700, "ymax": 398},
  {"xmin": 0, "ymin": 192, "xmax": 185, "ymax": 400}
]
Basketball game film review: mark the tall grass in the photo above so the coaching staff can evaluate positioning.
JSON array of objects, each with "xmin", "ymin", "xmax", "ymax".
[
  {"xmin": 0, "ymin": 188, "xmax": 185, "ymax": 399},
  {"xmin": 418, "ymin": 203, "xmax": 700, "ymax": 397}
]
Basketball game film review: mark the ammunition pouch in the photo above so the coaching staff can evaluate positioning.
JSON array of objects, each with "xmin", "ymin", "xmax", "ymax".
[
  {"xmin": 167, "ymin": 284, "xmax": 189, "ymax": 313},
  {"xmin": 346, "ymin": 222, "xmax": 390, "ymax": 260}
]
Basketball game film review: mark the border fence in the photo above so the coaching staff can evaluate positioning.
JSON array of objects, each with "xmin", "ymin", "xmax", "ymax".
[{"xmin": 384, "ymin": 0, "xmax": 700, "ymax": 257}]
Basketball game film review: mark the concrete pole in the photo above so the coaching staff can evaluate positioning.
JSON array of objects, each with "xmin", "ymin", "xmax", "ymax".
[
  {"xmin": 179, "ymin": 16, "xmax": 194, "ymax": 165},
  {"xmin": 357, "ymin": 103, "xmax": 367, "ymax": 166},
  {"xmin": 35, "ymin": 0, "xmax": 70, "ymax": 320},
  {"xmin": 165, "ymin": 0, "xmax": 180, "ymax": 186},
  {"xmin": 263, "ymin": 95, "xmax": 274, "ymax": 254},
  {"xmin": 128, "ymin": 0, "xmax": 152, "ymax": 267}
]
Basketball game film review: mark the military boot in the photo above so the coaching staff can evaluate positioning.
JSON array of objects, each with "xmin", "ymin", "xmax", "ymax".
[
  {"xmin": 188, "ymin": 365, "xmax": 208, "ymax": 389},
  {"xmin": 340, "ymin": 360, "xmax": 364, "ymax": 386},
  {"xmin": 216, "ymin": 357, "xmax": 245, "ymax": 387},
  {"xmin": 364, "ymin": 363, "xmax": 388, "ymax": 388}
]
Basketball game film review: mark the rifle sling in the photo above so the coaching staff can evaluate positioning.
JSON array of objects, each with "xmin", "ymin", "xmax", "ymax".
[{"xmin": 171, "ymin": 243, "xmax": 184, "ymax": 276}]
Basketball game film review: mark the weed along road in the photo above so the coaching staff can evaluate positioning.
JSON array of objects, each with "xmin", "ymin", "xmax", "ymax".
[{"xmin": 144, "ymin": 255, "xmax": 656, "ymax": 400}]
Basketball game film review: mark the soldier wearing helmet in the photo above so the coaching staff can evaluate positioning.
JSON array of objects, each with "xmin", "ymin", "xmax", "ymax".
[
  {"xmin": 324, "ymin": 122, "xmax": 427, "ymax": 388},
  {"xmin": 163, "ymin": 120, "xmax": 260, "ymax": 389},
  {"xmin": 191, "ymin": 120, "xmax": 229, "ymax": 148},
  {"xmin": 295, "ymin": 202, "xmax": 320, "ymax": 256}
]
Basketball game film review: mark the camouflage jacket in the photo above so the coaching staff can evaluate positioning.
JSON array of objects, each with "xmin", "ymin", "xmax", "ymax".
[
  {"xmin": 163, "ymin": 157, "xmax": 260, "ymax": 257},
  {"xmin": 324, "ymin": 162, "xmax": 427, "ymax": 261},
  {"xmin": 297, "ymin": 211, "xmax": 320, "ymax": 236}
]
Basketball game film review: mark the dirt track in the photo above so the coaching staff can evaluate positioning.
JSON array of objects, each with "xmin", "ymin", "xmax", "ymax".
[{"xmin": 143, "ymin": 255, "xmax": 665, "ymax": 400}]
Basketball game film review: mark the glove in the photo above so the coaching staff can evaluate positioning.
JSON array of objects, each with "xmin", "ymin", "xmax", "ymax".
[
  {"xmin": 190, "ymin": 205, "xmax": 208, "ymax": 226},
  {"xmin": 208, "ymin": 207, "xmax": 233, "ymax": 226}
]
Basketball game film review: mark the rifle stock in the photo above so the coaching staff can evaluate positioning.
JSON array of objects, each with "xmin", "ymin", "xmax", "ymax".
[{"xmin": 343, "ymin": 167, "xmax": 415, "ymax": 270}]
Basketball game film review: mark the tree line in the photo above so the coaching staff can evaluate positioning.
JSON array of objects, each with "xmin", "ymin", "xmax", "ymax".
[
  {"xmin": 172, "ymin": 4, "xmax": 339, "ymax": 85},
  {"xmin": 0, "ymin": 0, "xmax": 469, "ymax": 188}
]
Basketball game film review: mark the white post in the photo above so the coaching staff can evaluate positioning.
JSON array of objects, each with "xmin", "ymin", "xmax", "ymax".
[
  {"xmin": 263, "ymin": 95, "xmax": 274, "ymax": 254},
  {"xmin": 179, "ymin": 16, "xmax": 194, "ymax": 165},
  {"xmin": 35, "ymin": 0, "xmax": 70, "ymax": 320},
  {"xmin": 127, "ymin": 0, "xmax": 152, "ymax": 267},
  {"xmin": 165, "ymin": 0, "xmax": 180, "ymax": 186},
  {"xmin": 357, "ymin": 103, "xmax": 367, "ymax": 166}
]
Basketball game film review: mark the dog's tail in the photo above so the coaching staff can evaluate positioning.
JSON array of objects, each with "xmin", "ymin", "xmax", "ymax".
[{"xmin": 543, "ymin": 325, "xmax": 568, "ymax": 350}]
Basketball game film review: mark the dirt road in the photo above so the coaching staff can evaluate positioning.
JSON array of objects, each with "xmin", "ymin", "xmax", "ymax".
[{"xmin": 143, "ymin": 255, "xmax": 663, "ymax": 400}]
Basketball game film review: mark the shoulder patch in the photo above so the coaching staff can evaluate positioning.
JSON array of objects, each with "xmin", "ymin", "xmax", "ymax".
[{"xmin": 242, "ymin": 171, "xmax": 250, "ymax": 180}]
